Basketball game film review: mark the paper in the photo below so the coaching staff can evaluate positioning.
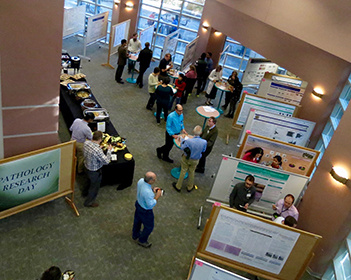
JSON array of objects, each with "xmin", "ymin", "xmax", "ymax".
[
  {"xmin": 97, "ymin": 122, "xmax": 106, "ymax": 132},
  {"xmin": 203, "ymin": 106, "xmax": 216, "ymax": 112}
]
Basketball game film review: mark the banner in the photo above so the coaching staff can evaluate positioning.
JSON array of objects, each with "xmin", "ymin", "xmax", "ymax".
[{"xmin": 0, "ymin": 149, "xmax": 61, "ymax": 211}]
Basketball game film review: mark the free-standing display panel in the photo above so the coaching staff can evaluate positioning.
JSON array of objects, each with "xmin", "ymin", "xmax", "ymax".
[
  {"xmin": 196, "ymin": 205, "xmax": 321, "ymax": 280},
  {"xmin": 0, "ymin": 141, "xmax": 78, "ymax": 219}
]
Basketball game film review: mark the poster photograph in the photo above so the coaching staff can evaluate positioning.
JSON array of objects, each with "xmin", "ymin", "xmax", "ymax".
[{"xmin": 0, "ymin": 149, "xmax": 61, "ymax": 211}]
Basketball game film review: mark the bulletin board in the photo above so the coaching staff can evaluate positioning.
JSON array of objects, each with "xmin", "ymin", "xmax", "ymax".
[
  {"xmin": 238, "ymin": 133, "xmax": 319, "ymax": 176},
  {"xmin": 63, "ymin": 5, "xmax": 86, "ymax": 38},
  {"xmin": 208, "ymin": 156, "xmax": 309, "ymax": 215},
  {"xmin": 0, "ymin": 141, "xmax": 78, "ymax": 219},
  {"xmin": 195, "ymin": 205, "xmax": 321, "ymax": 280},
  {"xmin": 238, "ymin": 109, "xmax": 315, "ymax": 147},
  {"xmin": 232, "ymin": 93, "xmax": 299, "ymax": 129}
]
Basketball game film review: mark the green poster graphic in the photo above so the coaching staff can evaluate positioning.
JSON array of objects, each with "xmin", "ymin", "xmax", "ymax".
[{"xmin": 0, "ymin": 149, "xmax": 61, "ymax": 211}]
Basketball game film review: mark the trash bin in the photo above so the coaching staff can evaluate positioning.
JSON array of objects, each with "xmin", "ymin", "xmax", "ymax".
[{"xmin": 71, "ymin": 56, "xmax": 81, "ymax": 73}]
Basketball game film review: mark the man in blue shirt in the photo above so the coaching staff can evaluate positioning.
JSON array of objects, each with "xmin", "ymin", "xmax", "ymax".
[
  {"xmin": 172, "ymin": 126, "xmax": 207, "ymax": 192},
  {"xmin": 132, "ymin": 172, "xmax": 162, "ymax": 248},
  {"xmin": 157, "ymin": 104, "xmax": 187, "ymax": 163}
]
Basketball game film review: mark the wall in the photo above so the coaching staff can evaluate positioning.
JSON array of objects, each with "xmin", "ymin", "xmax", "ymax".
[
  {"xmin": 0, "ymin": 0, "xmax": 64, "ymax": 158},
  {"xmin": 198, "ymin": 0, "xmax": 351, "ymax": 276},
  {"xmin": 113, "ymin": 0, "xmax": 141, "ymax": 39}
]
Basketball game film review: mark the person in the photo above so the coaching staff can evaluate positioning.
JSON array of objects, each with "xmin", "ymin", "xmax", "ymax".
[
  {"xmin": 273, "ymin": 215, "xmax": 297, "ymax": 227},
  {"xmin": 204, "ymin": 52, "xmax": 214, "ymax": 82},
  {"xmin": 136, "ymin": 42, "xmax": 153, "ymax": 88},
  {"xmin": 132, "ymin": 171, "xmax": 162, "ymax": 248},
  {"xmin": 115, "ymin": 39, "xmax": 128, "ymax": 84},
  {"xmin": 270, "ymin": 155, "xmax": 283, "ymax": 169},
  {"xmin": 156, "ymin": 104, "xmax": 187, "ymax": 163},
  {"xmin": 158, "ymin": 53, "xmax": 173, "ymax": 80},
  {"xmin": 146, "ymin": 67, "xmax": 161, "ymax": 110},
  {"xmin": 147, "ymin": 12, "xmax": 156, "ymax": 26},
  {"xmin": 229, "ymin": 175, "xmax": 256, "ymax": 212},
  {"xmin": 169, "ymin": 73, "xmax": 186, "ymax": 109},
  {"xmin": 172, "ymin": 125, "xmax": 207, "ymax": 192},
  {"xmin": 170, "ymin": 15, "xmax": 178, "ymax": 33},
  {"xmin": 195, "ymin": 53, "xmax": 207, "ymax": 96},
  {"xmin": 224, "ymin": 71, "xmax": 243, "ymax": 118},
  {"xmin": 40, "ymin": 266, "xmax": 62, "ymax": 280},
  {"xmin": 242, "ymin": 147, "xmax": 264, "ymax": 163},
  {"xmin": 155, "ymin": 76, "xmax": 174, "ymax": 124},
  {"xmin": 182, "ymin": 64, "xmax": 197, "ymax": 104},
  {"xmin": 205, "ymin": 65, "xmax": 223, "ymax": 105},
  {"xmin": 70, "ymin": 113, "xmax": 94, "ymax": 174},
  {"xmin": 272, "ymin": 194, "xmax": 299, "ymax": 221},
  {"xmin": 195, "ymin": 116, "xmax": 218, "ymax": 173},
  {"xmin": 83, "ymin": 131, "xmax": 112, "ymax": 207},
  {"xmin": 127, "ymin": 33, "xmax": 142, "ymax": 73}
]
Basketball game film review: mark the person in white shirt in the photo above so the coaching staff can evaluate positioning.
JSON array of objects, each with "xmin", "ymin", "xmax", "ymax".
[
  {"xmin": 205, "ymin": 65, "xmax": 223, "ymax": 105},
  {"xmin": 128, "ymin": 33, "xmax": 142, "ymax": 73},
  {"xmin": 146, "ymin": 67, "xmax": 161, "ymax": 110}
]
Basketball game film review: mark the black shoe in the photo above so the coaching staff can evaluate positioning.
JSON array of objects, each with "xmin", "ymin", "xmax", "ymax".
[
  {"xmin": 172, "ymin": 182, "xmax": 181, "ymax": 192},
  {"xmin": 225, "ymin": 114, "xmax": 233, "ymax": 118},
  {"xmin": 156, "ymin": 148, "xmax": 162, "ymax": 159},
  {"xmin": 146, "ymin": 106, "xmax": 152, "ymax": 110},
  {"xmin": 163, "ymin": 157, "xmax": 173, "ymax": 163},
  {"xmin": 139, "ymin": 84, "xmax": 143, "ymax": 88},
  {"xmin": 187, "ymin": 185, "xmax": 196, "ymax": 192},
  {"xmin": 195, "ymin": 168, "xmax": 204, "ymax": 174},
  {"xmin": 138, "ymin": 241, "xmax": 152, "ymax": 248},
  {"xmin": 117, "ymin": 80, "xmax": 124, "ymax": 84},
  {"xmin": 221, "ymin": 105, "xmax": 227, "ymax": 109}
]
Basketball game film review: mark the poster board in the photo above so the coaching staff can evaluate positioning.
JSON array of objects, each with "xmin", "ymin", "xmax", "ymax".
[
  {"xmin": 111, "ymin": 20, "xmax": 131, "ymax": 55},
  {"xmin": 241, "ymin": 59, "xmax": 278, "ymax": 85},
  {"xmin": 0, "ymin": 141, "xmax": 78, "ymax": 219},
  {"xmin": 239, "ymin": 109, "xmax": 315, "ymax": 147},
  {"xmin": 238, "ymin": 133, "xmax": 319, "ymax": 176},
  {"xmin": 188, "ymin": 258, "xmax": 249, "ymax": 280},
  {"xmin": 181, "ymin": 36, "xmax": 199, "ymax": 71},
  {"xmin": 208, "ymin": 156, "xmax": 309, "ymax": 214},
  {"xmin": 256, "ymin": 73, "xmax": 308, "ymax": 106},
  {"xmin": 232, "ymin": 92, "xmax": 299, "ymax": 128},
  {"xmin": 63, "ymin": 5, "xmax": 86, "ymax": 38},
  {"xmin": 161, "ymin": 29, "xmax": 180, "ymax": 58},
  {"xmin": 196, "ymin": 205, "xmax": 321, "ymax": 280},
  {"xmin": 86, "ymin": 12, "xmax": 109, "ymax": 44},
  {"xmin": 139, "ymin": 25, "xmax": 154, "ymax": 50}
]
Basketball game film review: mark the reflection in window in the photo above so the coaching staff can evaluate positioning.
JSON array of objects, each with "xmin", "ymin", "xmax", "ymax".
[{"xmin": 137, "ymin": 0, "xmax": 205, "ymax": 65}]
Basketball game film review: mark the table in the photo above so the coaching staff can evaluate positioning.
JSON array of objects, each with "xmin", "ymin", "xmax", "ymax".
[
  {"xmin": 196, "ymin": 106, "xmax": 220, "ymax": 130},
  {"xmin": 214, "ymin": 82, "xmax": 231, "ymax": 114},
  {"xmin": 168, "ymin": 70, "xmax": 182, "ymax": 83},
  {"xmin": 171, "ymin": 134, "xmax": 193, "ymax": 179},
  {"xmin": 60, "ymin": 80, "xmax": 135, "ymax": 189},
  {"xmin": 126, "ymin": 54, "xmax": 138, "ymax": 84}
]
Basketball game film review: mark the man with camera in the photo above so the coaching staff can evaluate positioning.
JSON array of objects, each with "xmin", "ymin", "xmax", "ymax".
[{"xmin": 132, "ymin": 171, "xmax": 163, "ymax": 248}]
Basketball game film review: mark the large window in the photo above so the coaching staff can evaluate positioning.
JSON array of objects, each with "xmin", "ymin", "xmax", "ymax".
[{"xmin": 137, "ymin": 0, "xmax": 205, "ymax": 65}]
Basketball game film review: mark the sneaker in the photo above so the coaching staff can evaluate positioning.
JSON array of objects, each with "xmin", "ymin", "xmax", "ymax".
[{"xmin": 138, "ymin": 241, "xmax": 152, "ymax": 248}]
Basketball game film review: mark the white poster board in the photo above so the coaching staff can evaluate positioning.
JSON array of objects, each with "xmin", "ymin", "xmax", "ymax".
[
  {"xmin": 208, "ymin": 156, "xmax": 309, "ymax": 215},
  {"xmin": 86, "ymin": 12, "xmax": 109, "ymax": 44},
  {"xmin": 239, "ymin": 109, "xmax": 315, "ymax": 147},
  {"xmin": 139, "ymin": 25, "xmax": 154, "ymax": 49},
  {"xmin": 205, "ymin": 208, "xmax": 300, "ymax": 275},
  {"xmin": 241, "ymin": 59, "xmax": 278, "ymax": 85},
  {"xmin": 110, "ymin": 20, "xmax": 130, "ymax": 55},
  {"xmin": 162, "ymin": 29, "xmax": 180, "ymax": 58},
  {"xmin": 63, "ymin": 5, "xmax": 86, "ymax": 38},
  {"xmin": 234, "ymin": 93, "xmax": 297, "ymax": 126},
  {"xmin": 189, "ymin": 258, "xmax": 249, "ymax": 280},
  {"xmin": 257, "ymin": 73, "xmax": 308, "ymax": 106},
  {"xmin": 181, "ymin": 36, "xmax": 199, "ymax": 71}
]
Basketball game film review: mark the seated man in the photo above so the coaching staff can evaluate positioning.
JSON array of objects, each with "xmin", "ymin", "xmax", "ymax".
[{"xmin": 272, "ymin": 194, "xmax": 299, "ymax": 221}]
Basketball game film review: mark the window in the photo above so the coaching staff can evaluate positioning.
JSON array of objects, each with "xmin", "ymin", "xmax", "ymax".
[{"xmin": 137, "ymin": 0, "xmax": 205, "ymax": 64}]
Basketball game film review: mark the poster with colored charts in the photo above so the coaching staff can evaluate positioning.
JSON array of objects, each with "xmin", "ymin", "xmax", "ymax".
[
  {"xmin": 241, "ymin": 59, "xmax": 278, "ymax": 85},
  {"xmin": 0, "ymin": 149, "xmax": 60, "ymax": 211},
  {"xmin": 239, "ymin": 134, "xmax": 318, "ymax": 176},
  {"xmin": 205, "ymin": 208, "xmax": 300, "ymax": 275}
]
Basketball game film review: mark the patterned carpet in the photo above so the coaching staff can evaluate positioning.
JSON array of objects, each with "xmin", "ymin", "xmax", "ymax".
[{"xmin": 0, "ymin": 37, "xmax": 316, "ymax": 280}]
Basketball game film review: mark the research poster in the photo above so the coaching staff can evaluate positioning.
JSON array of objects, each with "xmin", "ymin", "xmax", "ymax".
[
  {"xmin": 181, "ymin": 36, "xmax": 199, "ymax": 70},
  {"xmin": 235, "ymin": 94, "xmax": 296, "ymax": 126},
  {"xmin": 139, "ymin": 25, "xmax": 154, "ymax": 50},
  {"xmin": 63, "ymin": 5, "xmax": 86, "ymax": 38},
  {"xmin": 86, "ymin": 12, "xmax": 109, "ymax": 44},
  {"xmin": 162, "ymin": 30, "xmax": 180, "ymax": 58},
  {"xmin": 113, "ymin": 21, "xmax": 128, "ymax": 48},
  {"xmin": 205, "ymin": 208, "xmax": 300, "ymax": 274},
  {"xmin": 241, "ymin": 59, "xmax": 278, "ymax": 85},
  {"xmin": 240, "ymin": 134, "xmax": 318, "ymax": 176},
  {"xmin": 0, "ymin": 149, "xmax": 61, "ymax": 211},
  {"xmin": 241, "ymin": 109, "xmax": 315, "ymax": 147}
]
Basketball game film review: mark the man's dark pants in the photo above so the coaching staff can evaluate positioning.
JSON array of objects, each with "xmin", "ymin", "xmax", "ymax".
[
  {"xmin": 132, "ymin": 201, "xmax": 154, "ymax": 243},
  {"xmin": 136, "ymin": 65, "xmax": 148, "ymax": 86},
  {"xmin": 115, "ymin": 65, "xmax": 125, "ymax": 82},
  {"xmin": 158, "ymin": 131, "xmax": 174, "ymax": 159},
  {"xmin": 84, "ymin": 169, "xmax": 102, "ymax": 206}
]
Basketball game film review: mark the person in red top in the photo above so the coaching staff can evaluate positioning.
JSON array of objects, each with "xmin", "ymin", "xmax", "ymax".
[
  {"xmin": 182, "ymin": 65, "xmax": 197, "ymax": 104},
  {"xmin": 169, "ymin": 73, "xmax": 186, "ymax": 109},
  {"xmin": 242, "ymin": 147, "xmax": 263, "ymax": 163}
]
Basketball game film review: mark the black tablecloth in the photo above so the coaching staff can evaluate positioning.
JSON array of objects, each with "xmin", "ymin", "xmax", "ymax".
[{"xmin": 60, "ymin": 82, "xmax": 135, "ymax": 189}]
